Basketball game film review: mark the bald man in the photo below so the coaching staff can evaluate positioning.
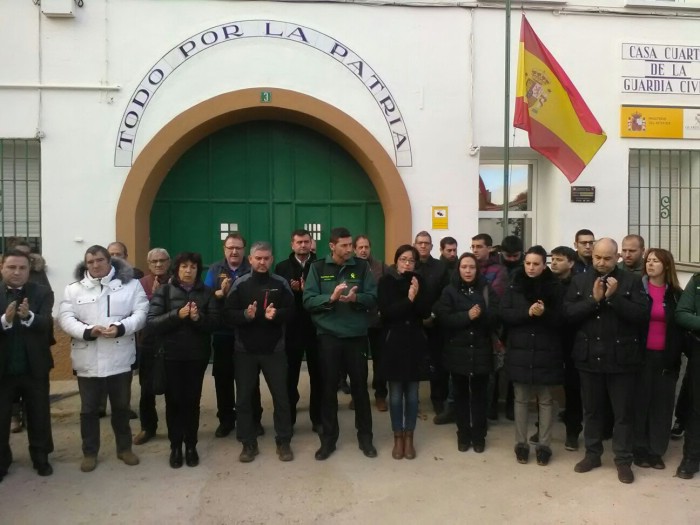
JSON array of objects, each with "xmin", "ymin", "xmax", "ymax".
[{"xmin": 563, "ymin": 238, "xmax": 649, "ymax": 484}]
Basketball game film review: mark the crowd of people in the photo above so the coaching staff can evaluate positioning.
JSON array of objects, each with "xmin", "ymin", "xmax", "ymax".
[{"xmin": 1, "ymin": 228, "xmax": 699, "ymax": 487}]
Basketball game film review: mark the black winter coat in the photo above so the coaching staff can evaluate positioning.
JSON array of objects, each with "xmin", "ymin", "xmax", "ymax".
[
  {"xmin": 643, "ymin": 277, "xmax": 686, "ymax": 372},
  {"xmin": 377, "ymin": 269, "xmax": 431, "ymax": 382},
  {"xmin": 499, "ymin": 267, "xmax": 564, "ymax": 385},
  {"xmin": 275, "ymin": 252, "xmax": 317, "ymax": 346},
  {"xmin": 433, "ymin": 274, "xmax": 496, "ymax": 376},
  {"xmin": 563, "ymin": 267, "xmax": 649, "ymax": 374},
  {"xmin": 146, "ymin": 281, "xmax": 219, "ymax": 361}
]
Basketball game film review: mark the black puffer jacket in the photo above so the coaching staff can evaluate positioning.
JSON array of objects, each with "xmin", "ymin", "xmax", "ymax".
[
  {"xmin": 499, "ymin": 267, "xmax": 564, "ymax": 385},
  {"xmin": 377, "ymin": 268, "xmax": 431, "ymax": 382},
  {"xmin": 146, "ymin": 281, "xmax": 219, "ymax": 361},
  {"xmin": 563, "ymin": 267, "xmax": 649, "ymax": 374},
  {"xmin": 434, "ymin": 273, "xmax": 497, "ymax": 376}
]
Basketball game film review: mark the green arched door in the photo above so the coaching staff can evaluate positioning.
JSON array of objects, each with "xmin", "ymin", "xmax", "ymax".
[{"xmin": 150, "ymin": 121, "xmax": 385, "ymax": 265}]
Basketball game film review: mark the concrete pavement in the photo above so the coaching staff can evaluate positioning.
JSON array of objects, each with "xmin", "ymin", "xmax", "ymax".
[{"xmin": 1, "ymin": 367, "xmax": 698, "ymax": 524}]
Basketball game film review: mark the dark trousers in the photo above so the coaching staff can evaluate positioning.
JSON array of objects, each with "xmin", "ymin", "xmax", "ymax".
[
  {"xmin": 164, "ymin": 359, "xmax": 208, "ymax": 449},
  {"xmin": 453, "ymin": 373, "xmax": 489, "ymax": 445},
  {"xmin": 579, "ymin": 370, "xmax": 636, "ymax": 465},
  {"xmin": 212, "ymin": 332, "xmax": 262, "ymax": 428},
  {"xmin": 426, "ymin": 327, "xmax": 448, "ymax": 405},
  {"xmin": 684, "ymin": 345, "xmax": 700, "ymax": 461},
  {"xmin": 137, "ymin": 344, "xmax": 158, "ymax": 434},
  {"xmin": 236, "ymin": 351, "xmax": 292, "ymax": 445},
  {"xmin": 369, "ymin": 327, "xmax": 387, "ymax": 399},
  {"xmin": 634, "ymin": 351, "xmax": 677, "ymax": 457},
  {"xmin": 0, "ymin": 374, "xmax": 53, "ymax": 473},
  {"xmin": 563, "ymin": 355, "xmax": 583, "ymax": 437},
  {"xmin": 285, "ymin": 333, "xmax": 321, "ymax": 427},
  {"xmin": 674, "ymin": 364, "xmax": 691, "ymax": 426},
  {"xmin": 317, "ymin": 334, "xmax": 373, "ymax": 445},
  {"xmin": 78, "ymin": 371, "xmax": 133, "ymax": 456}
]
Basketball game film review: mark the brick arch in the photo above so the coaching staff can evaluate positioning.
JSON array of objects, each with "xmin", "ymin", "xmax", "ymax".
[{"xmin": 116, "ymin": 88, "xmax": 412, "ymax": 267}]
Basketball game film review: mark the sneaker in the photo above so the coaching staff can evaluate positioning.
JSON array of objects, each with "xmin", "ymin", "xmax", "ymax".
[
  {"xmin": 276, "ymin": 442, "xmax": 294, "ymax": 462},
  {"xmin": 117, "ymin": 450, "xmax": 140, "ymax": 466},
  {"xmin": 676, "ymin": 457, "xmax": 700, "ymax": 479},
  {"xmin": 536, "ymin": 447, "xmax": 552, "ymax": 466},
  {"xmin": 133, "ymin": 430, "xmax": 155, "ymax": 445},
  {"xmin": 574, "ymin": 456, "xmax": 602, "ymax": 473},
  {"xmin": 239, "ymin": 442, "xmax": 259, "ymax": 463},
  {"xmin": 671, "ymin": 420, "xmax": 685, "ymax": 440},
  {"xmin": 617, "ymin": 463, "xmax": 634, "ymax": 484},
  {"xmin": 80, "ymin": 456, "xmax": 97, "ymax": 473},
  {"xmin": 564, "ymin": 434, "xmax": 579, "ymax": 451},
  {"xmin": 515, "ymin": 444, "xmax": 529, "ymax": 464}
]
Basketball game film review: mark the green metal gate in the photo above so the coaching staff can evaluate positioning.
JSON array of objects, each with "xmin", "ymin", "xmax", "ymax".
[{"xmin": 150, "ymin": 121, "xmax": 385, "ymax": 265}]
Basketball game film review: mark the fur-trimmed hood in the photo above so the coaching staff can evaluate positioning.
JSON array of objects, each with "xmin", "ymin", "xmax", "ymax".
[
  {"xmin": 29, "ymin": 253, "xmax": 47, "ymax": 273},
  {"xmin": 73, "ymin": 256, "xmax": 135, "ymax": 283}
]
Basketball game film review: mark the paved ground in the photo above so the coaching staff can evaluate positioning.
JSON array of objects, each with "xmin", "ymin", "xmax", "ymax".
[{"xmin": 1, "ymin": 367, "xmax": 698, "ymax": 524}]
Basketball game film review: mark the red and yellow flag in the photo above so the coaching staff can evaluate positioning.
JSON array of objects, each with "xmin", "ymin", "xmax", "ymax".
[{"xmin": 514, "ymin": 16, "xmax": 606, "ymax": 183}]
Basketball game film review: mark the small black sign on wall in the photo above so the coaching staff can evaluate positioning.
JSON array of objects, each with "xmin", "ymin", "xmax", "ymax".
[{"xmin": 571, "ymin": 186, "xmax": 596, "ymax": 203}]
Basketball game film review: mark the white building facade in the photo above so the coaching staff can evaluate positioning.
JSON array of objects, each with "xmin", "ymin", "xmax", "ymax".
[{"xmin": 1, "ymin": 0, "xmax": 699, "ymax": 293}]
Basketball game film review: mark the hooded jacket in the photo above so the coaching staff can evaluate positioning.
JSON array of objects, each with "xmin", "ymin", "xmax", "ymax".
[{"xmin": 59, "ymin": 257, "xmax": 148, "ymax": 378}]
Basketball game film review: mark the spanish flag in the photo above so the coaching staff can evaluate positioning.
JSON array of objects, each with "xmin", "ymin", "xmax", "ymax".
[{"xmin": 514, "ymin": 16, "xmax": 606, "ymax": 183}]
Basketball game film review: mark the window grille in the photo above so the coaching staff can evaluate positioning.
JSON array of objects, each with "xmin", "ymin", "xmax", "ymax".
[
  {"xmin": 628, "ymin": 149, "xmax": 700, "ymax": 266},
  {"xmin": 0, "ymin": 139, "xmax": 42, "ymax": 252}
]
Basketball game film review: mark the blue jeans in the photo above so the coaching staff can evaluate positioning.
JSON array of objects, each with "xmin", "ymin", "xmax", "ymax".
[{"xmin": 389, "ymin": 381, "xmax": 419, "ymax": 432}]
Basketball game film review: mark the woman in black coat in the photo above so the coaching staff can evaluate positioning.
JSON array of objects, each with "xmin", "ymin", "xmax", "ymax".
[
  {"xmin": 634, "ymin": 248, "xmax": 685, "ymax": 470},
  {"xmin": 434, "ymin": 252, "xmax": 497, "ymax": 453},
  {"xmin": 147, "ymin": 252, "xmax": 219, "ymax": 469},
  {"xmin": 499, "ymin": 245, "xmax": 563, "ymax": 466},
  {"xmin": 377, "ymin": 245, "xmax": 431, "ymax": 460}
]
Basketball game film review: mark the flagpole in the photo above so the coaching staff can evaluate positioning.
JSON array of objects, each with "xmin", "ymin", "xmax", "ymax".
[{"xmin": 503, "ymin": 0, "xmax": 512, "ymax": 241}]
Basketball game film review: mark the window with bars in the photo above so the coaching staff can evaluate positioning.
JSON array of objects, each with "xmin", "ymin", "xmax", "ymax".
[
  {"xmin": 0, "ymin": 139, "xmax": 42, "ymax": 253},
  {"xmin": 628, "ymin": 149, "xmax": 700, "ymax": 266}
]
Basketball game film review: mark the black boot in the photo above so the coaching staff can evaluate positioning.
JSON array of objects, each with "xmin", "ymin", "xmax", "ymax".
[
  {"xmin": 169, "ymin": 446, "xmax": 183, "ymax": 469},
  {"xmin": 185, "ymin": 446, "xmax": 199, "ymax": 467}
]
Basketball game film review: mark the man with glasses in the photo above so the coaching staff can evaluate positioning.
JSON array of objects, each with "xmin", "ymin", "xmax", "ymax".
[
  {"xmin": 205, "ymin": 233, "xmax": 262, "ymax": 439},
  {"xmin": 573, "ymin": 229, "xmax": 595, "ymax": 274},
  {"xmin": 133, "ymin": 248, "xmax": 170, "ymax": 446}
]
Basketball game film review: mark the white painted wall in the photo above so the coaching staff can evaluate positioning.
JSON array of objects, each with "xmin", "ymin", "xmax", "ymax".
[{"xmin": 1, "ymin": 0, "xmax": 698, "ymax": 298}]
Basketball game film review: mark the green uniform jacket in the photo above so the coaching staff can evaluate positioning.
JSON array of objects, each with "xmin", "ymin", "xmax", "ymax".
[
  {"xmin": 676, "ymin": 273, "xmax": 700, "ymax": 333},
  {"xmin": 303, "ymin": 255, "xmax": 377, "ymax": 338}
]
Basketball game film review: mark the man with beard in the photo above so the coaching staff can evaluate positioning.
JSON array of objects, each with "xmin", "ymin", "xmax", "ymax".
[
  {"xmin": 439, "ymin": 237, "xmax": 458, "ymax": 272},
  {"xmin": 617, "ymin": 234, "xmax": 645, "ymax": 274}
]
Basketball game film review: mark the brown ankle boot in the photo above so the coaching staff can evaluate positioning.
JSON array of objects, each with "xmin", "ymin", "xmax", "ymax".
[
  {"xmin": 392, "ymin": 431, "xmax": 405, "ymax": 459},
  {"xmin": 404, "ymin": 431, "xmax": 416, "ymax": 460}
]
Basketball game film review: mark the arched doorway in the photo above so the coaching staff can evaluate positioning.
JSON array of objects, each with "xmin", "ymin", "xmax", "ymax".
[
  {"xmin": 116, "ymin": 88, "xmax": 411, "ymax": 266},
  {"xmin": 150, "ymin": 120, "xmax": 385, "ymax": 262}
]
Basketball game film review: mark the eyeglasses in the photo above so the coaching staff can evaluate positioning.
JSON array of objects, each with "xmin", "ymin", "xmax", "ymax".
[
  {"xmin": 148, "ymin": 258, "xmax": 169, "ymax": 265},
  {"xmin": 398, "ymin": 257, "xmax": 416, "ymax": 264},
  {"xmin": 225, "ymin": 246, "xmax": 244, "ymax": 251}
]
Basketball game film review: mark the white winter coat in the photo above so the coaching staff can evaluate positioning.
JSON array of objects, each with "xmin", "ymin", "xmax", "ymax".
[{"xmin": 59, "ymin": 259, "xmax": 148, "ymax": 378}]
